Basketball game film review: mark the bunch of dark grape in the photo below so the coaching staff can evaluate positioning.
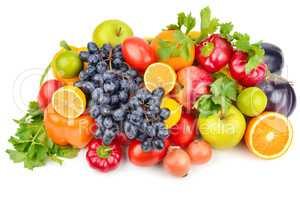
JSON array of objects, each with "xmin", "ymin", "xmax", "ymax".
[
  {"xmin": 75, "ymin": 42, "xmax": 142, "ymax": 145},
  {"xmin": 125, "ymin": 87, "xmax": 171, "ymax": 151}
]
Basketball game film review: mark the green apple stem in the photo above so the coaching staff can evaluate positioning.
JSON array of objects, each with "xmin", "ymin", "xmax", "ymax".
[
  {"xmin": 60, "ymin": 40, "xmax": 72, "ymax": 51},
  {"xmin": 116, "ymin": 27, "xmax": 122, "ymax": 37}
]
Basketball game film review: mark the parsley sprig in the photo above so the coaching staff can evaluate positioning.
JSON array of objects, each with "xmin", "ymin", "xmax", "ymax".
[
  {"xmin": 232, "ymin": 32, "xmax": 265, "ymax": 73},
  {"xmin": 157, "ymin": 12, "xmax": 196, "ymax": 61},
  {"xmin": 194, "ymin": 73, "xmax": 238, "ymax": 117},
  {"xmin": 157, "ymin": 31, "xmax": 194, "ymax": 61},
  {"xmin": 6, "ymin": 102, "xmax": 79, "ymax": 170}
]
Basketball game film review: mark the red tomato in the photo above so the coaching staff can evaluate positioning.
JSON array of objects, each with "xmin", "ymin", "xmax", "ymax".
[
  {"xmin": 122, "ymin": 37, "xmax": 156, "ymax": 71},
  {"xmin": 128, "ymin": 140, "xmax": 169, "ymax": 166},
  {"xmin": 170, "ymin": 113, "xmax": 197, "ymax": 147},
  {"xmin": 38, "ymin": 79, "xmax": 63, "ymax": 110}
]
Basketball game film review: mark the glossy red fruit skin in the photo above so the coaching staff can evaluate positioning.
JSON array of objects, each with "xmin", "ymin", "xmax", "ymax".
[
  {"xmin": 86, "ymin": 139, "xmax": 122, "ymax": 173},
  {"xmin": 37, "ymin": 79, "xmax": 63, "ymax": 110},
  {"xmin": 229, "ymin": 51, "xmax": 267, "ymax": 87},
  {"xmin": 128, "ymin": 139, "xmax": 170, "ymax": 167},
  {"xmin": 195, "ymin": 34, "xmax": 233, "ymax": 73},
  {"xmin": 170, "ymin": 113, "xmax": 197, "ymax": 147},
  {"xmin": 122, "ymin": 37, "xmax": 156, "ymax": 72}
]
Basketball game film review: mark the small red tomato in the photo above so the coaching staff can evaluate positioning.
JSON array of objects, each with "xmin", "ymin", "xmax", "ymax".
[
  {"xmin": 122, "ymin": 37, "xmax": 156, "ymax": 72},
  {"xmin": 86, "ymin": 139, "xmax": 122, "ymax": 173},
  {"xmin": 163, "ymin": 147, "xmax": 191, "ymax": 177},
  {"xmin": 170, "ymin": 113, "xmax": 197, "ymax": 147},
  {"xmin": 186, "ymin": 140, "xmax": 212, "ymax": 164},
  {"xmin": 38, "ymin": 79, "xmax": 63, "ymax": 110},
  {"xmin": 128, "ymin": 140, "xmax": 169, "ymax": 167},
  {"xmin": 229, "ymin": 51, "xmax": 267, "ymax": 87}
]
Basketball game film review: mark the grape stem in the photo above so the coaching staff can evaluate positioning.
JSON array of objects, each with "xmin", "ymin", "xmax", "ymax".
[{"xmin": 108, "ymin": 48, "xmax": 113, "ymax": 70}]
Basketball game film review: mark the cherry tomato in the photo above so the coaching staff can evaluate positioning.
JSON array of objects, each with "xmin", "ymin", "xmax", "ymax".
[
  {"xmin": 128, "ymin": 140, "xmax": 169, "ymax": 166},
  {"xmin": 163, "ymin": 147, "xmax": 191, "ymax": 177},
  {"xmin": 170, "ymin": 113, "xmax": 197, "ymax": 147},
  {"xmin": 44, "ymin": 104, "xmax": 96, "ymax": 148},
  {"xmin": 38, "ymin": 79, "xmax": 63, "ymax": 110},
  {"xmin": 122, "ymin": 37, "xmax": 156, "ymax": 72},
  {"xmin": 186, "ymin": 140, "xmax": 212, "ymax": 164}
]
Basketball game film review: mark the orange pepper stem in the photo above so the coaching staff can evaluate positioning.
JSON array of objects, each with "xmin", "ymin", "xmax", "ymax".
[
  {"xmin": 60, "ymin": 40, "xmax": 72, "ymax": 51},
  {"xmin": 96, "ymin": 145, "xmax": 112, "ymax": 159}
]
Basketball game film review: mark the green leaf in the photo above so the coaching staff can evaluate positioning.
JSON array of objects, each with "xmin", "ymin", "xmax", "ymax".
[
  {"xmin": 7, "ymin": 101, "xmax": 80, "ymax": 169},
  {"xmin": 201, "ymin": 42, "xmax": 215, "ymax": 57},
  {"xmin": 199, "ymin": 7, "xmax": 219, "ymax": 41},
  {"xmin": 195, "ymin": 75, "xmax": 238, "ymax": 117},
  {"xmin": 55, "ymin": 145, "xmax": 79, "ymax": 158},
  {"xmin": 233, "ymin": 32, "xmax": 251, "ymax": 52},
  {"xmin": 220, "ymin": 22, "xmax": 234, "ymax": 40},
  {"xmin": 184, "ymin": 12, "xmax": 196, "ymax": 34},
  {"xmin": 6, "ymin": 150, "xmax": 25, "ymax": 163},
  {"xmin": 196, "ymin": 95, "xmax": 220, "ymax": 117},
  {"xmin": 158, "ymin": 31, "xmax": 194, "ymax": 61},
  {"xmin": 245, "ymin": 54, "xmax": 264, "ymax": 74},
  {"xmin": 177, "ymin": 12, "xmax": 186, "ymax": 28},
  {"xmin": 166, "ymin": 24, "xmax": 179, "ymax": 30},
  {"xmin": 157, "ymin": 40, "xmax": 175, "ymax": 60}
]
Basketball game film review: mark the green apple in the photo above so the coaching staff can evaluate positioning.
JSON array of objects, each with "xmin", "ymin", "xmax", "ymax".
[
  {"xmin": 93, "ymin": 19, "xmax": 133, "ymax": 47},
  {"xmin": 198, "ymin": 106, "xmax": 246, "ymax": 149},
  {"xmin": 237, "ymin": 87, "xmax": 267, "ymax": 117}
]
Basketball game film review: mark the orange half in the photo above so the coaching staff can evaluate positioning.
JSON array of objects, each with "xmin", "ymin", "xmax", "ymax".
[{"xmin": 245, "ymin": 112, "xmax": 293, "ymax": 159}]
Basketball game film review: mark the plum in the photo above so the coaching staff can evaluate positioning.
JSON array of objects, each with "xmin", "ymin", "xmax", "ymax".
[
  {"xmin": 258, "ymin": 74, "xmax": 296, "ymax": 116},
  {"xmin": 262, "ymin": 43, "xmax": 284, "ymax": 75}
]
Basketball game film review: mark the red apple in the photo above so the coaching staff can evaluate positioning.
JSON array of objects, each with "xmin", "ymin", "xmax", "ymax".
[
  {"xmin": 173, "ymin": 66, "xmax": 213, "ymax": 111},
  {"xmin": 170, "ymin": 113, "xmax": 197, "ymax": 148}
]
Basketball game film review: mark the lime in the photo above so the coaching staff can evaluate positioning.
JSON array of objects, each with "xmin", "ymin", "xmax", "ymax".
[
  {"xmin": 237, "ymin": 87, "xmax": 267, "ymax": 117},
  {"xmin": 55, "ymin": 51, "xmax": 82, "ymax": 78}
]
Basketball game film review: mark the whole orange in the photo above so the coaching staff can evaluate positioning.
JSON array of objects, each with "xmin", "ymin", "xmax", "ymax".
[{"xmin": 150, "ymin": 30, "xmax": 195, "ymax": 71}]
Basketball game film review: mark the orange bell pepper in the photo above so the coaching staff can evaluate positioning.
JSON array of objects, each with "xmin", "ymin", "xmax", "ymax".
[{"xmin": 44, "ymin": 104, "xmax": 96, "ymax": 148}]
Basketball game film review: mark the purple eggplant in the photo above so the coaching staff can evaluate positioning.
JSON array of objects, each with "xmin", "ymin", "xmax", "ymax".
[{"xmin": 258, "ymin": 74, "xmax": 296, "ymax": 116}]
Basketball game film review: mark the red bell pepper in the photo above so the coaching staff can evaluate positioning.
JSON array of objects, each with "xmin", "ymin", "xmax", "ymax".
[
  {"xmin": 86, "ymin": 139, "xmax": 122, "ymax": 173},
  {"xmin": 195, "ymin": 34, "xmax": 233, "ymax": 73}
]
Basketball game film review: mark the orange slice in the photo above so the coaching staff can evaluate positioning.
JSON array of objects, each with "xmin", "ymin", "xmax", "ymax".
[
  {"xmin": 144, "ymin": 62, "xmax": 177, "ymax": 94},
  {"xmin": 245, "ymin": 112, "xmax": 293, "ymax": 159},
  {"xmin": 52, "ymin": 86, "xmax": 86, "ymax": 119}
]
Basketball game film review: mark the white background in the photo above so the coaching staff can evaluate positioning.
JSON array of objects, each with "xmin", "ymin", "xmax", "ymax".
[{"xmin": 0, "ymin": 0, "xmax": 299, "ymax": 199}]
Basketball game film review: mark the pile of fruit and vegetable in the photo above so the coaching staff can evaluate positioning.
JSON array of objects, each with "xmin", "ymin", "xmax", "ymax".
[{"xmin": 6, "ymin": 7, "xmax": 296, "ymax": 177}]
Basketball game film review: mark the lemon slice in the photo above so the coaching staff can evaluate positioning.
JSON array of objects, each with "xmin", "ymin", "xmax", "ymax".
[{"xmin": 52, "ymin": 86, "xmax": 86, "ymax": 119}]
